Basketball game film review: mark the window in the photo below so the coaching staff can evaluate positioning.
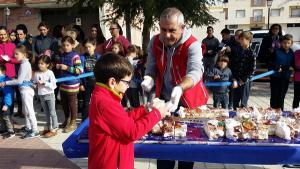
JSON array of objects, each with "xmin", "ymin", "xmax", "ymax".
[
  {"xmin": 291, "ymin": 7, "xmax": 300, "ymax": 17},
  {"xmin": 236, "ymin": 10, "xmax": 246, "ymax": 18},
  {"xmin": 271, "ymin": 9, "xmax": 281, "ymax": 17},
  {"xmin": 253, "ymin": 0, "xmax": 263, "ymax": 6},
  {"xmin": 253, "ymin": 9, "xmax": 263, "ymax": 21}
]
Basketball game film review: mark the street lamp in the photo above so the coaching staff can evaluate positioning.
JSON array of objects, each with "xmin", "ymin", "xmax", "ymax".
[
  {"xmin": 4, "ymin": 7, "xmax": 10, "ymax": 28},
  {"xmin": 267, "ymin": 0, "xmax": 273, "ymax": 29}
]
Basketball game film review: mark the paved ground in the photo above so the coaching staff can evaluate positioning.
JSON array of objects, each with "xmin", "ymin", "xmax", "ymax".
[{"xmin": 3, "ymin": 82, "xmax": 298, "ymax": 169}]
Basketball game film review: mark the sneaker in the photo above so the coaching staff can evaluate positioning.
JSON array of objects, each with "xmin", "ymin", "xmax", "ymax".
[
  {"xmin": 22, "ymin": 131, "xmax": 40, "ymax": 139},
  {"xmin": 3, "ymin": 132, "xmax": 15, "ymax": 139},
  {"xmin": 20, "ymin": 126, "xmax": 31, "ymax": 133},
  {"xmin": 0, "ymin": 130, "xmax": 8, "ymax": 135}
]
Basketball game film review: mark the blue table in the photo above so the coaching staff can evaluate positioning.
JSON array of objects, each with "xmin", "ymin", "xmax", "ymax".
[{"xmin": 62, "ymin": 119, "xmax": 300, "ymax": 164}]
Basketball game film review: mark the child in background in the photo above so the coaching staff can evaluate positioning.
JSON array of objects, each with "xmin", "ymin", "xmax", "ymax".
[
  {"xmin": 0, "ymin": 65, "xmax": 14, "ymax": 139},
  {"xmin": 0, "ymin": 45, "xmax": 39, "ymax": 139},
  {"xmin": 33, "ymin": 55, "xmax": 58, "ymax": 138},
  {"xmin": 270, "ymin": 34, "xmax": 294, "ymax": 110},
  {"xmin": 206, "ymin": 56, "xmax": 232, "ymax": 109},
  {"xmin": 56, "ymin": 36, "xmax": 83, "ymax": 133},
  {"xmin": 124, "ymin": 45, "xmax": 142, "ymax": 108},
  {"xmin": 88, "ymin": 53, "xmax": 169, "ymax": 169},
  {"xmin": 111, "ymin": 42, "xmax": 125, "ymax": 56},
  {"xmin": 81, "ymin": 38, "xmax": 101, "ymax": 121},
  {"xmin": 228, "ymin": 31, "xmax": 256, "ymax": 110},
  {"xmin": 293, "ymin": 47, "xmax": 300, "ymax": 109}
]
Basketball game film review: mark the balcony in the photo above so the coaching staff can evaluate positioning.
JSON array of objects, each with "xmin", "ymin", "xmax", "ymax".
[
  {"xmin": 250, "ymin": 16, "xmax": 265, "ymax": 24},
  {"xmin": 251, "ymin": 0, "xmax": 266, "ymax": 7}
]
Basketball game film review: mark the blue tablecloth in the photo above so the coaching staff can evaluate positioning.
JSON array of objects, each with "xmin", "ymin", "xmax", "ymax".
[{"xmin": 62, "ymin": 118, "xmax": 300, "ymax": 164}]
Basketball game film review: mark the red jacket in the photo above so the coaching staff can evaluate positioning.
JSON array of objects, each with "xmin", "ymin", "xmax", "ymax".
[
  {"xmin": 0, "ymin": 42, "xmax": 18, "ymax": 78},
  {"xmin": 88, "ymin": 83, "xmax": 161, "ymax": 169},
  {"xmin": 103, "ymin": 35, "xmax": 130, "ymax": 54},
  {"xmin": 152, "ymin": 35, "xmax": 208, "ymax": 108}
]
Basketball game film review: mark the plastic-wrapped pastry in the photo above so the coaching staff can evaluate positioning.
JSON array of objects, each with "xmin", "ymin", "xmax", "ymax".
[
  {"xmin": 276, "ymin": 121, "xmax": 291, "ymax": 140},
  {"xmin": 204, "ymin": 119, "xmax": 225, "ymax": 140},
  {"xmin": 225, "ymin": 118, "xmax": 242, "ymax": 140},
  {"xmin": 253, "ymin": 124, "xmax": 269, "ymax": 140},
  {"xmin": 292, "ymin": 108, "xmax": 300, "ymax": 120}
]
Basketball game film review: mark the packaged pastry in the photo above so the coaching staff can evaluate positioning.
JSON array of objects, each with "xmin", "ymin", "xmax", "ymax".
[
  {"xmin": 225, "ymin": 118, "xmax": 242, "ymax": 140},
  {"xmin": 204, "ymin": 119, "xmax": 225, "ymax": 140}
]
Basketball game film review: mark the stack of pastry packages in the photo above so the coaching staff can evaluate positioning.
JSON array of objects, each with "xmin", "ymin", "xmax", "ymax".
[
  {"xmin": 149, "ymin": 98, "xmax": 300, "ymax": 141},
  {"xmin": 202, "ymin": 107, "xmax": 300, "ymax": 141}
]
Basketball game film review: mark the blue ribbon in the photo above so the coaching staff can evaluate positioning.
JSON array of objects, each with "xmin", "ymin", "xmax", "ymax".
[
  {"xmin": 12, "ymin": 70, "xmax": 276, "ymax": 87},
  {"xmin": 204, "ymin": 70, "xmax": 275, "ymax": 87}
]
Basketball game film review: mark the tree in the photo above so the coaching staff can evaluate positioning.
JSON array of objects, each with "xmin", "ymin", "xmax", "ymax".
[{"xmin": 59, "ymin": 0, "xmax": 219, "ymax": 52}]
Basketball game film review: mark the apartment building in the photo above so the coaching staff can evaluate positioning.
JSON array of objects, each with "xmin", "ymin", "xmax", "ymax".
[
  {"xmin": 223, "ymin": 0, "xmax": 300, "ymax": 42},
  {"xmin": 0, "ymin": 0, "xmax": 98, "ymax": 36}
]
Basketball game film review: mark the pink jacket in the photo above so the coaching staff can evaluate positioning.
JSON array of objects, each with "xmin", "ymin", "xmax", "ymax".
[
  {"xmin": 0, "ymin": 42, "xmax": 18, "ymax": 78},
  {"xmin": 295, "ymin": 50, "xmax": 300, "ymax": 82},
  {"xmin": 103, "ymin": 35, "xmax": 130, "ymax": 54}
]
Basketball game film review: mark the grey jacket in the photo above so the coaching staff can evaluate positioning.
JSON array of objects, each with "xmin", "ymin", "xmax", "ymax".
[
  {"xmin": 206, "ymin": 66, "xmax": 232, "ymax": 93},
  {"xmin": 6, "ymin": 59, "xmax": 32, "ymax": 88},
  {"xmin": 145, "ymin": 29, "xmax": 204, "ymax": 100}
]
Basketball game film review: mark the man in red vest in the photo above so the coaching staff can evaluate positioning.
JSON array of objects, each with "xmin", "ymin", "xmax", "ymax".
[{"xmin": 141, "ymin": 7, "xmax": 208, "ymax": 169}]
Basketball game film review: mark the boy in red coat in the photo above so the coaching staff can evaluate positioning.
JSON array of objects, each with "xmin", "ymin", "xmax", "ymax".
[{"xmin": 88, "ymin": 53, "xmax": 169, "ymax": 169}]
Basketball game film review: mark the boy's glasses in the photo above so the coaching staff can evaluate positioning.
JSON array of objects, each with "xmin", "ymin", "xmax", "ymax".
[{"xmin": 120, "ymin": 79, "xmax": 130, "ymax": 86}]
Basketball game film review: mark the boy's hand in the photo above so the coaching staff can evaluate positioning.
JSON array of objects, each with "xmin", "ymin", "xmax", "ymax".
[
  {"xmin": 232, "ymin": 80, "xmax": 238, "ymax": 89},
  {"xmin": 207, "ymin": 50, "xmax": 213, "ymax": 54},
  {"xmin": 213, "ymin": 75, "xmax": 220, "ymax": 80},
  {"xmin": 60, "ymin": 64, "xmax": 68, "ymax": 71},
  {"xmin": 2, "ymin": 105, "xmax": 8, "ymax": 112},
  {"xmin": 278, "ymin": 68, "xmax": 282, "ymax": 73}
]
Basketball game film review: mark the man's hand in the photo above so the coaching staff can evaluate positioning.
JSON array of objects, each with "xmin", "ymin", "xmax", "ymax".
[
  {"xmin": 141, "ymin": 76, "xmax": 154, "ymax": 92},
  {"xmin": 2, "ymin": 105, "xmax": 8, "ymax": 112},
  {"xmin": 56, "ymin": 64, "xmax": 61, "ymax": 69},
  {"xmin": 168, "ymin": 86, "xmax": 183, "ymax": 112}
]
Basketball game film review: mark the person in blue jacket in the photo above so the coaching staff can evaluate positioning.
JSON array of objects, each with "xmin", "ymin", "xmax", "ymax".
[
  {"xmin": 269, "ymin": 34, "xmax": 295, "ymax": 111},
  {"xmin": 0, "ymin": 64, "xmax": 14, "ymax": 139}
]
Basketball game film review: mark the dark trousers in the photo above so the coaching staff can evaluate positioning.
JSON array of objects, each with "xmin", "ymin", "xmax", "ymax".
[
  {"xmin": 293, "ymin": 81, "xmax": 300, "ymax": 109},
  {"xmin": 157, "ymin": 160, "xmax": 194, "ymax": 169},
  {"xmin": 213, "ymin": 93, "xmax": 229, "ymax": 109},
  {"xmin": 126, "ymin": 88, "xmax": 140, "ymax": 108},
  {"xmin": 270, "ymin": 77, "xmax": 289, "ymax": 110},
  {"xmin": 82, "ymin": 82, "xmax": 95, "ymax": 122},
  {"xmin": 156, "ymin": 95, "xmax": 194, "ymax": 169},
  {"xmin": 228, "ymin": 88, "xmax": 233, "ymax": 109},
  {"xmin": 60, "ymin": 91, "xmax": 78, "ymax": 122},
  {"xmin": 0, "ymin": 103, "xmax": 13, "ymax": 132},
  {"xmin": 233, "ymin": 82, "xmax": 251, "ymax": 109}
]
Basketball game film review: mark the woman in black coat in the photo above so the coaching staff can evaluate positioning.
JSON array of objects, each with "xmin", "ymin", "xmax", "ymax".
[{"xmin": 258, "ymin": 24, "xmax": 283, "ymax": 68}]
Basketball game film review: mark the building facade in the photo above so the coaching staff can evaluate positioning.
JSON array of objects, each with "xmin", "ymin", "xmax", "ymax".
[{"xmin": 223, "ymin": 0, "xmax": 300, "ymax": 42}]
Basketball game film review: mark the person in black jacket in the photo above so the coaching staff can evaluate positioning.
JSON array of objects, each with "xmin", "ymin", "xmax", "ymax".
[
  {"xmin": 228, "ymin": 31, "xmax": 256, "ymax": 110},
  {"xmin": 258, "ymin": 24, "xmax": 283, "ymax": 67},
  {"xmin": 202, "ymin": 26, "xmax": 220, "ymax": 72}
]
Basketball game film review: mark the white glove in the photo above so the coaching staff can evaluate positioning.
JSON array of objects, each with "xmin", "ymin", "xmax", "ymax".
[
  {"xmin": 141, "ymin": 76, "xmax": 154, "ymax": 92},
  {"xmin": 168, "ymin": 86, "xmax": 183, "ymax": 112}
]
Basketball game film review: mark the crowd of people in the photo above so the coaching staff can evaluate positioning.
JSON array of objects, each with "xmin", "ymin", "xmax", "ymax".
[
  {"xmin": 202, "ymin": 24, "xmax": 299, "ymax": 112},
  {"xmin": 0, "ymin": 21, "xmax": 144, "ymax": 140}
]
